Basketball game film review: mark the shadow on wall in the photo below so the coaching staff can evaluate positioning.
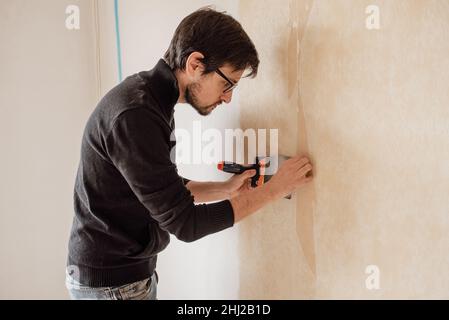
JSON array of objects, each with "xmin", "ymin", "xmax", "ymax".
[{"xmin": 237, "ymin": 0, "xmax": 317, "ymax": 299}]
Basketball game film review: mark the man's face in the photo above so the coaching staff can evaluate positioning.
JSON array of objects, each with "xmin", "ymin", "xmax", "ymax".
[{"xmin": 185, "ymin": 64, "xmax": 244, "ymax": 116}]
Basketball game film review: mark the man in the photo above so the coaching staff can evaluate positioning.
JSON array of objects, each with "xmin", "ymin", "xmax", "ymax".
[{"xmin": 66, "ymin": 7, "xmax": 313, "ymax": 300}]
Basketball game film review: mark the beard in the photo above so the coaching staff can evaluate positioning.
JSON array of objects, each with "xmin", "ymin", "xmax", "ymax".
[{"xmin": 185, "ymin": 82, "xmax": 221, "ymax": 116}]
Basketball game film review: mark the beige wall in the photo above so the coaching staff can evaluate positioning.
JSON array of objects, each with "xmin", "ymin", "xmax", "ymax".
[
  {"xmin": 238, "ymin": 0, "xmax": 449, "ymax": 299},
  {"xmin": 0, "ymin": 0, "xmax": 98, "ymax": 299}
]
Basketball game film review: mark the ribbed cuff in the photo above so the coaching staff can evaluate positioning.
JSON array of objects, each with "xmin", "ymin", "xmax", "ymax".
[{"xmin": 205, "ymin": 200, "xmax": 235, "ymax": 231}]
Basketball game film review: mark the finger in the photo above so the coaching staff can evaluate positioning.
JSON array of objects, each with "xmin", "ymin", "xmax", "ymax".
[
  {"xmin": 303, "ymin": 176, "xmax": 313, "ymax": 184},
  {"xmin": 290, "ymin": 154, "xmax": 309, "ymax": 162},
  {"xmin": 244, "ymin": 169, "xmax": 257, "ymax": 178},
  {"xmin": 297, "ymin": 164, "xmax": 313, "ymax": 177},
  {"xmin": 295, "ymin": 156, "xmax": 311, "ymax": 167},
  {"xmin": 298, "ymin": 163, "xmax": 312, "ymax": 175},
  {"xmin": 285, "ymin": 156, "xmax": 310, "ymax": 170}
]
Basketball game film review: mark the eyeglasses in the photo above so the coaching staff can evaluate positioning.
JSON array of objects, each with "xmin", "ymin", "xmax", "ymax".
[{"xmin": 215, "ymin": 68, "xmax": 238, "ymax": 93}]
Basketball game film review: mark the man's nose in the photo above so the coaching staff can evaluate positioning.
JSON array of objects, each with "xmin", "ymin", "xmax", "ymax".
[{"xmin": 220, "ymin": 91, "xmax": 233, "ymax": 104}]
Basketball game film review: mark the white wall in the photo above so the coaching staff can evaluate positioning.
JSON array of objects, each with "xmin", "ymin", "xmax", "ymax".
[
  {"xmin": 0, "ymin": 0, "xmax": 241, "ymax": 299},
  {"xmin": 97, "ymin": 0, "xmax": 241, "ymax": 299},
  {"xmin": 0, "ymin": 0, "xmax": 98, "ymax": 299}
]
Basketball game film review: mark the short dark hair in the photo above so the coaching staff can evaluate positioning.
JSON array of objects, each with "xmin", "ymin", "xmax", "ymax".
[{"xmin": 164, "ymin": 7, "xmax": 259, "ymax": 78}]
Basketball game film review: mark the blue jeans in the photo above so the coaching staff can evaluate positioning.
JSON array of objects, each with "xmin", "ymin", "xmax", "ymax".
[{"xmin": 65, "ymin": 269, "xmax": 158, "ymax": 300}]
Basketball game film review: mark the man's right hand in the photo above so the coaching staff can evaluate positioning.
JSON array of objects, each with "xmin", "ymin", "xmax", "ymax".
[{"xmin": 265, "ymin": 156, "xmax": 314, "ymax": 199}]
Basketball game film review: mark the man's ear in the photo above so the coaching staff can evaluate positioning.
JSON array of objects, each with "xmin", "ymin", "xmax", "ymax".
[{"xmin": 185, "ymin": 51, "xmax": 205, "ymax": 79}]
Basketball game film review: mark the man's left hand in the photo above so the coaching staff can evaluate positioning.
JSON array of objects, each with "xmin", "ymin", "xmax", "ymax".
[{"xmin": 224, "ymin": 170, "xmax": 257, "ymax": 199}]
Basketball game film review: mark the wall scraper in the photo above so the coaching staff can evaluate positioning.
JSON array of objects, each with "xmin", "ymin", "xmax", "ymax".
[{"xmin": 217, "ymin": 155, "xmax": 294, "ymax": 199}]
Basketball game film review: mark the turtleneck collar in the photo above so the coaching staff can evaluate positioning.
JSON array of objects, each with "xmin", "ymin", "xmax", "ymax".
[{"xmin": 138, "ymin": 59, "xmax": 180, "ymax": 124}]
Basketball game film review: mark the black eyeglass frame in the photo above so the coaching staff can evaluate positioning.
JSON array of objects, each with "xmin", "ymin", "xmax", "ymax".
[{"xmin": 215, "ymin": 69, "xmax": 238, "ymax": 93}]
